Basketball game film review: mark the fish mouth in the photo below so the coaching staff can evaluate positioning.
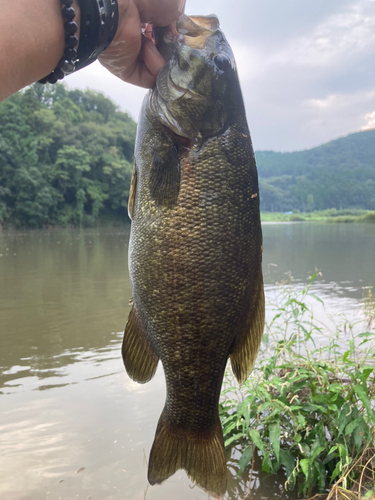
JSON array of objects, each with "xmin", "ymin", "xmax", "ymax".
[
  {"xmin": 155, "ymin": 14, "xmax": 220, "ymax": 54},
  {"xmin": 177, "ymin": 14, "xmax": 220, "ymax": 49},
  {"xmin": 152, "ymin": 14, "xmax": 225, "ymax": 142},
  {"xmin": 155, "ymin": 14, "xmax": 220, "ymax": 100}
]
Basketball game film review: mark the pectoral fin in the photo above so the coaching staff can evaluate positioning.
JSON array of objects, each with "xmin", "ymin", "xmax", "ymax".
[
  {"xmin": 122, "ymin": 306, "xmax": 159, "ymax": 384},
  {"xmin": 230, "ymin": 275, "xmax": 265, "ymax": 384},
  {"xmin": 149, "ymin": 142, "xmax": 180, "ymax": 207},
  {"xmin": 128, "ymin": 162, "xmax": 137, "ymax": 220}
]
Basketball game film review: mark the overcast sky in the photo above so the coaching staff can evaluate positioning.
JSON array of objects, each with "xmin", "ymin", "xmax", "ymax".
[{"xmin": 65, "ymin": 0, "xmax": 375, "ymax": 152}]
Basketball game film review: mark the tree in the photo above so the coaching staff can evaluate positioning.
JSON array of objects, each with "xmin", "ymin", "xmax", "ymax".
[
  {"xmin": 0, "ymin": 83, "xmax": 137, "ymax": 227},
  {"xmin": 306, "ymin": 194, "xmax": 314, "ymax": 212}
]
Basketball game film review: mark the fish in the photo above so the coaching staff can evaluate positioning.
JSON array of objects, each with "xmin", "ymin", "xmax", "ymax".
[{"xmin": 122, "ymin": 13, "xmax": 265, "ymax": 498}]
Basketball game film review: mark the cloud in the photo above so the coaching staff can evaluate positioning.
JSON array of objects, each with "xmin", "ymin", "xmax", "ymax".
[
  {"xmin": 306, "ymin": 88, "xmax": 375, "ymax": 111},
  {"xmin": 229, "ymin": 41, "xmax": 265, "ymax": 83},
  {"xmin": 233, "ymin": 0, "xmax": 375, "ymax": 150},
  {"xmin": 60, "ymin": 0, "xmax": 375, "ymax": 151},
  {"xmin": 269, "ymin": 0, "xmax": 375, "ymax": 68},
  {"xmin": 303, "ymin": 88, "xmax": 375, "ymax": 137},
  {"xmin": 362, "ymin": 111, "xmax": 375, "ymax": 130}
]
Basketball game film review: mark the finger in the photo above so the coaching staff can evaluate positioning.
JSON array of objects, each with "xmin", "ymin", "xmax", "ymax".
[
  {"xmin": 121, "ymin": 35, "xmax": 164, "ymax": 87},
  {"xmin": 137, "ymin": 0, "xmax": 186, "ymax": 26},
  {"xmin": 120, "ymin": 62, "xmax": 157, "ymax": 88},
  {"xmin": 142, "ymin": 36, "xmax": 165, "ymax": 76}
]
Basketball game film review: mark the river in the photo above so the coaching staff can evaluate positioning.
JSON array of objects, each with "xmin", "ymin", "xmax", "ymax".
[{"xmin": 1, "ymin": 223, "xmax": 374, "ymax": 500}]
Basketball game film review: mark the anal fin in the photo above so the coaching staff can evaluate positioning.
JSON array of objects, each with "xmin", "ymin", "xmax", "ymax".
[
  {"xmin": 230, "ymin": 276, "xmax": 265, "ymax": 384},
  {"xmin": 148, "ymin": 410, "xmax": 227, "ymax": 498},
  {"xmin": 122, "ymin": 306, "xmax": 159, "ymax": 384}
]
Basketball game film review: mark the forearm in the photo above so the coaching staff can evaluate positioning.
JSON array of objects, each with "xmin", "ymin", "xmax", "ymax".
[{"xmin": 0, "ymin": 0, "xmax": 80, "ymax": 101}]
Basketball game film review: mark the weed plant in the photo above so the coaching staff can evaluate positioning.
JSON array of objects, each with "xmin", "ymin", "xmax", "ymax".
[
  {"xmin": 220, "ymin": 274, "xmax": 375, "ymax": 497},
  {"xmin": 364, "ymin": 289, "xmax": 375, "ymax": 331}
]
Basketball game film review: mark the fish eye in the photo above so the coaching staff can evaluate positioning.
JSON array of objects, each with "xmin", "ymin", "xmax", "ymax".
[{"xmin": 213, "ymin": 54, "xmax": 231, "ymax": 72}]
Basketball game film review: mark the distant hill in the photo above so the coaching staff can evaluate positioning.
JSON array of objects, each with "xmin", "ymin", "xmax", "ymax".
[{"xmin": 255, "ymin": 129, "xmax": 375, "ymax": 212}]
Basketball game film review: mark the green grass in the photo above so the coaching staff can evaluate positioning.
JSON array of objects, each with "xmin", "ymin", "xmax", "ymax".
[
  {"xmin": 220, "ymin": 275, "xmax": 375, "ymax": 498},
  {"xmin": 260, "ymin": 209, "xmax": 375, "ymax": 223}
]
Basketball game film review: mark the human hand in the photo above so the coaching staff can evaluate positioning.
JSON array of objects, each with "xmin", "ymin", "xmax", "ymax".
[{"xmin": 98, "ymin": 0, "xmax": 185, "ymax": 88}]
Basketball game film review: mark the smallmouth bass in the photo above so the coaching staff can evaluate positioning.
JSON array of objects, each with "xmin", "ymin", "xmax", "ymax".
[{"xmin": 123, "ymin": 13, "xmax": 264, "ymax": 498}]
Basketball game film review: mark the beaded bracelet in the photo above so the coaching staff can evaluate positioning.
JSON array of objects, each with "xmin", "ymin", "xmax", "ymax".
[
  {"xmin": 39, "ymin": 0, "xmax": 118, "ymax": 84},
  {"xmin": 38, "ymin": 0, "xmax": 78, "ymax": 84}
]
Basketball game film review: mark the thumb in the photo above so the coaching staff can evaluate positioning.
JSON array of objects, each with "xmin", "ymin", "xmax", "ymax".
[{"xmin": 142, "ymin": 36, "xmax": 165, "ymax": 76}]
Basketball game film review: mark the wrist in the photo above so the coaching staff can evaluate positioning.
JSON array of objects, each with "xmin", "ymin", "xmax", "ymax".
[
  {"xmin": 0, "ymin": 0, "xmax": 81, "ymax": 100},
  {"xmin": 39, "ymin": 0, "xmax": 81, "ymax": 84},
  {"xmin": 37, "ymin": 0, "xmax": 81, "ymax": 78},
  {"xmin": 39, "ymin": 0, "xmax": 118, "ymax": 84},
  {"xmin": 75, "ymin": 0, "xmax": 118, "ymax": 71}
]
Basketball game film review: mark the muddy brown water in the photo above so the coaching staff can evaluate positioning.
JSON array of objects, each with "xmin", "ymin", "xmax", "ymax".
[{"xmin": 1, "ymin": 223, "xmax": 374, "ymax": 500}]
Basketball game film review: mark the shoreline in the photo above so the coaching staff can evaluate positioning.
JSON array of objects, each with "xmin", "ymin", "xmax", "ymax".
[{"xmin": 261, "ymin": 209, "xmax": 375, "ymax": 224}]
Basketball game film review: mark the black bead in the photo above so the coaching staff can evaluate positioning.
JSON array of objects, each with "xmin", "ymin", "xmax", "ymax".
[
  {"xmin": 64, "ymin": 47, "xmax": 77, "ymax": 60},
  {"xmin": 59, "ymin": 58, "xmax": 76, "ymax": 74},
  {"xmin": 47, "ymin": 73, "xmax": 58, "ymax": 84},
  {"xmin": 54, "ymin": 68, "xmax": 65, "ymax": 80},
  {"xmin": 38, "ymin": 77, "xmax": 48, "ymax": 84},
  {"xmin": 40, "ymin": 0, "xmax": 120, "ymax": 86},
  {"xmin": 65, "ymin": 34, "xmax": 78, "ymax": 47},
  {"xmin": 65, "ymin": 21, "xmax": 78, "ymax": 34},
  {"xmin": 62, "ymin": 6, "xmax": 75, "ymax": 21}
]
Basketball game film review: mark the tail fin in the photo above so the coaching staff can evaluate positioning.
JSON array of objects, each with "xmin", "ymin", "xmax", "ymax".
[{"xmin": 148, "ymin": 410, "xmax": 227, "ymax": 498}]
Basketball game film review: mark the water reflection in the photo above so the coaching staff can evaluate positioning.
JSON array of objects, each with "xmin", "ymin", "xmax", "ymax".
[
  {"xmin": 0, "ymin": 228, "xmax": 132, "ymax": 392},
  {"xmin": 224, "ymin": 449, "xmax": 301, "ymax": 500},
  {"xmin": 262, "ymin": 222, "xmax": 375, "ymax": 296},
  {"xmin": 0, "ymin": 224, "xmax": 374, "ymax": 499}
]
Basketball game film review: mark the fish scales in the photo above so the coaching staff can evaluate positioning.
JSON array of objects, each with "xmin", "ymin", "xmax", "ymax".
[{"xmin": 123, "ymin": 13, "xmax": 264, "ymax": 498}]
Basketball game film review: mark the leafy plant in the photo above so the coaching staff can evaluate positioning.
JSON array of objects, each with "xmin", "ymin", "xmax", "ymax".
[{"xmin": 220, "ymin": 274, "xmax": 375, "ymax": 497}]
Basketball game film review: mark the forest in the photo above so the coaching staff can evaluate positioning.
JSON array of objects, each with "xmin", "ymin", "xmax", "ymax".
[
  {"xmin": 0, "ymin": 83, "xmax": 374, "ymax": 227},
  {"xmin": 0, "ymin": 83, "xmax": 135, "ymax": 228},
  {"xmin": 257, "ymin": 129, "xmax": 375, "ymax": 212}
]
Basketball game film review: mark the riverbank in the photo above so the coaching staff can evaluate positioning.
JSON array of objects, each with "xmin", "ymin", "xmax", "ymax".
[
  {"xmin": 261, "ymin": 209, "xmax": 375, "ymax": 223},
  {"xmin": 1, "ymin": 209, "xmax": 375, "ymax": 230},
  {"xmin": 220, "ymin": 277, "xmax": 375, "ymax": 498}
]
